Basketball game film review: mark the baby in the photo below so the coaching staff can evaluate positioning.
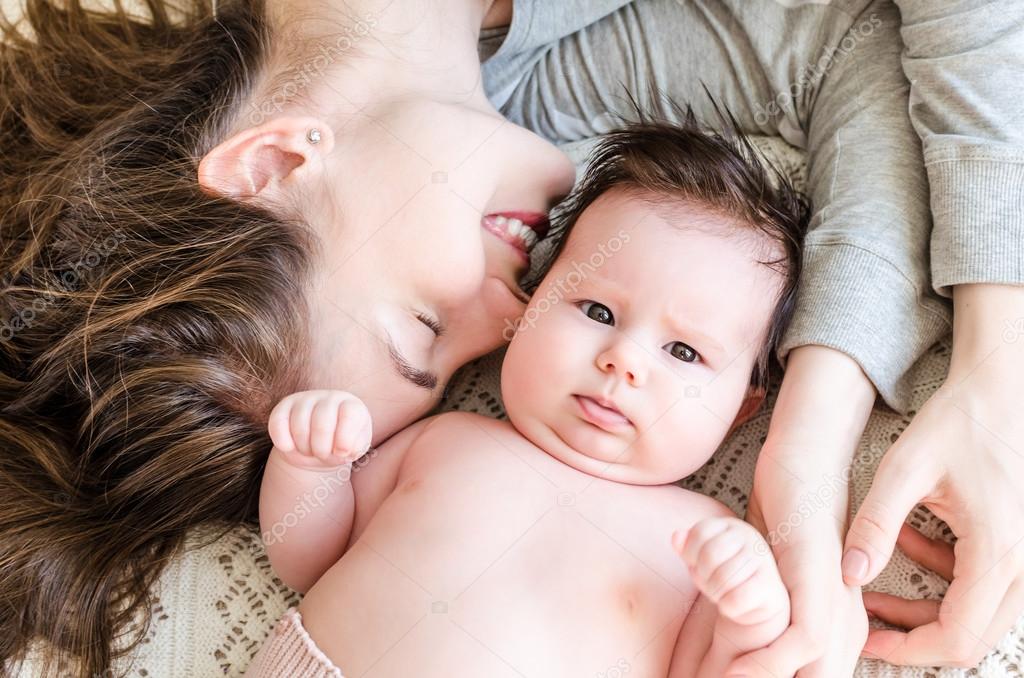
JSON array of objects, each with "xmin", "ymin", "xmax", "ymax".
[{"xmin": 247, "ymin": 115, "xmax": 809, "ymax": 678}]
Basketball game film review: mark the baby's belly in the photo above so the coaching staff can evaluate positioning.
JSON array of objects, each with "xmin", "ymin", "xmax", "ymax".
[{"xmin": 299, "ymin": 448, "xmax": 692, "ymax": 678}]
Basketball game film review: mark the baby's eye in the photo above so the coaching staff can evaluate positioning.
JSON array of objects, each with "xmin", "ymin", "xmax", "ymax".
[
  {"xmin": 665, "ymin": 341, "xmax": 701, "ymax": 363},
  {"xmin": 579, "ymin": 301, "xmax": 614, "ymax": 325}
]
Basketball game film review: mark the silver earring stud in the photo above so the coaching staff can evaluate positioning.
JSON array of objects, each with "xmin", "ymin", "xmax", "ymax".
[{"xmin": 306, "ymin": 128, "xmax": 322, "ymax": 145}]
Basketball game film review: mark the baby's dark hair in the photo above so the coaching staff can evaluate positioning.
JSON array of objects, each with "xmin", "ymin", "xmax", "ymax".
[{"xmin": 540, "ymin": 102, "xmax": 810, "ymax": 391}]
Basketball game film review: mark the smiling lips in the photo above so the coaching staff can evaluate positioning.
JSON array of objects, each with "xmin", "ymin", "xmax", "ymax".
[
  {"xmin": 574, "ymin": 395, "xmax": 633, "ymax": 432},
  {"xmin": 481, "ymin": 212, "xmax": 550, "ymax": 261}
]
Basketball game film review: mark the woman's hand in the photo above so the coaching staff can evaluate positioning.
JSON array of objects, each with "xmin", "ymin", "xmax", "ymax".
[
  {"xmin": 738, "ymin": 470, "xmax": 867, "ymax": 677},
  {"xmin": 727, "ymin": 345, "xmax": 876, "ymax": 677},
  {"xmin": 842, "ymin": 284, "xmax": 1024, "ymax": 668}
]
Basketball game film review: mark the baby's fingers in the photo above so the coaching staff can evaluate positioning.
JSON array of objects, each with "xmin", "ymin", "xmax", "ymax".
[
  {"xmin": 679, "ymin": 517, "xmax": 783, "ymax": 619},
  {"xmin": 287, "ymin": 395, "xmax": 318, "ymax": 456},
  {"xmin": 678, "ymin": 516, "xmax": 732, "ymax": 570},
  {"xmin": 309, "ymin": 395, "xmax": 346, "ymax": 460},
  {"xmin": 268, "ymin": 393, "xmax": 304, "ymax": 453},
  {"xmin": 267, "ymin": 413, "xmax": 294, "ymax": 454},
  {"xmin": 331, "ymin": 397, "xmax": 372, "ymax": 461}
]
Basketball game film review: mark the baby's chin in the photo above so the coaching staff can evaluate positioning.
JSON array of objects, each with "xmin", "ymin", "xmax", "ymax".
[{"xmin": 509, "ymin": 410, "xmax": 689, "ymax": 486}]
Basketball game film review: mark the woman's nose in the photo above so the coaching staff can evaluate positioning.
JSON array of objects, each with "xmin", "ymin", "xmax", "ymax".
[{"xmin": 597, "ymin": 338, "xmax": 648, "ymax": 387}]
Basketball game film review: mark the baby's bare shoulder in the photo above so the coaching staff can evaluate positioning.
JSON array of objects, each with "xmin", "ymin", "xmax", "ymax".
[
  {"xmin": 402, "ymin": 411, "xmax": 517, "ymax": 461},
  {"xmin": 421, "ymin": 411, "xmax": 512, "ymax": 438},
  {"xmin": 628, "ymin": 483, "xmax": 736, "ymax": 533}
]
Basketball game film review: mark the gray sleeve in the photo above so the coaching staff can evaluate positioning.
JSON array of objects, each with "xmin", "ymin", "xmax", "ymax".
[
  {"xmin": 481, "ymin": 0, "xmax": 635, "ymax": 109},
  {"xmin": 483, "ymin": 0, "xmax": 951, "ymax": 412},
  {"xmin": 893, "ymin": 0, "xmax": 1024, "ymax": 296}
]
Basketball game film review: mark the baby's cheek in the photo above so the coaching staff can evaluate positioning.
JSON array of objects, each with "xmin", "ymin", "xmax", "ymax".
[{"xmin": 654, "ymin": 403, "xmax": 732, "ymax": 479}]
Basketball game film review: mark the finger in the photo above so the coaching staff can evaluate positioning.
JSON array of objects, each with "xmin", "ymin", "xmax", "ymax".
[
  {"xmin": 725, "ymin": 623, "xmax": 812, "ymax": 677},
  {"xmin": 862, "ymin": 551, "xmax": 1011, "ymax": 666},
  {"xmin": 691, "ymin": 527, "xmax": 747, "ymax": 589},
  {"xmin": 703, "ymin": 548, "xmax": 759, "ymax": 604},
  {"xmin": 309, "ymin": 395, "xmax": 343, "ymax": 460},
  {"xmin": 978, "ymin": 575, "xmax": 1024, "ymax": 656},
  {"xmin": 861, "ymin": 586, "xmax": 1015, "ymax": 666},
  {"xmin": 288, "ymin": 395, "xmax": 317, "ymax": 456},
  {"xmin": 843, "ymin": 443, "xmax": 934, "ymax": 586},
  {"xmin": 941, "ymin": 540, "xmax": 1015, "ymax": 651},
  {"xmin": 733, "ymin": 542, "xmax": 848, "ymax": 676},
  {"xmin": 333, "ymin": 397, "xmax": 371, "ymax": 457},
  {"xmin": 267, "ymin": 396, "xmax": 297, "ymax": 453},
  {"xmin": 862, "ymin": 592, "xmax": 940, "ymax": 630},
  {"xmin": 896, "ymin": 523, "xmax": 955, "ymax": 581},
  {"xmin": 680, "ymin": 517, "xmax": 732, "ymax": 568},
  {"xmin": 719, "ymin": 567, "xmax": 788, "ymax": 626}
]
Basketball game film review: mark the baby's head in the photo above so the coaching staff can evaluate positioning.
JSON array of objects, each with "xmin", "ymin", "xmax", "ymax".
[{"xmin": 501, "ymin": 113, "xmax": 809, "ymax": 484}]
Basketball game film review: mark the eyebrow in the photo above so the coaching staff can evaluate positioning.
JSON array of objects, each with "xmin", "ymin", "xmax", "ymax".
[
  {"xmin": 677, "ymin": 325, "xmax": 726, "ymax": 357},
  {"xmin": 664, "ymin": 312, "xmax": 727, "ymax": 357},
  {"xmin": 383, "ymin": 332, "xmax": 438, "ymax": 391}
]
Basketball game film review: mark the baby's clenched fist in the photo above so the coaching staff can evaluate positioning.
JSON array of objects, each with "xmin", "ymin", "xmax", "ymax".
[
  {"xmin": 677, "ymin": 516, "xmax": 789, "ymax": 627},
  {"xmin": 268, "ymin": 390, "xmax": 373, "ymax": 469}
]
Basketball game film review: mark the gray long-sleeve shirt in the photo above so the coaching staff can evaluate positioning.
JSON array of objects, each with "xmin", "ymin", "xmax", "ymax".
[
  {"xmin": 480, "ymin": 0, "xmax": 1020, "ymax": 413},
  {"xmin": 894, "ymin": 0, "xmax": 1024, "ymax": 294}
]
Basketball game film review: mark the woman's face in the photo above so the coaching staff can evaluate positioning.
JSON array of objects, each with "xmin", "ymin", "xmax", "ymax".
[{"xmin": 306, "ymin": 98, "xmax": 576, "ymax": 443}]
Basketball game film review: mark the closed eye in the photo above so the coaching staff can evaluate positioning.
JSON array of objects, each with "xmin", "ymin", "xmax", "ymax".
[{"xmin": 417, "ymin": 313, "xmax": 444, "ymax": 338}]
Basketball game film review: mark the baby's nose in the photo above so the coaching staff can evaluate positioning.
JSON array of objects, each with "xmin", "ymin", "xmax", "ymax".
[{"xmin": 598, "ymin": 341, "xmax": 648, "ymax": 387}]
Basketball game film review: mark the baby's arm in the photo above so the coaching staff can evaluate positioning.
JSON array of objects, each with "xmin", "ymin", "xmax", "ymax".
[
  {"xmin": 259, "ymin": 390, "xmax": 434, "ymax": 593},
  {"xmin": 668, "ymin": 517, "xmax": 790, "ymax": 678}
]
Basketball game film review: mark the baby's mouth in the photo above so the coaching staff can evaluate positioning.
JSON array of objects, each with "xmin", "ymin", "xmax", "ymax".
[{"xmin": 573, "ymin": 394, "xmax": 634, "ymax": 432}]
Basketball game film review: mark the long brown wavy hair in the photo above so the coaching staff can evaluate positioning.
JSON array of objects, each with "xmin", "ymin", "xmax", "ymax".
[{"xmin": 1, "ymin": 1, "xmax": 318, "ymax": 675}]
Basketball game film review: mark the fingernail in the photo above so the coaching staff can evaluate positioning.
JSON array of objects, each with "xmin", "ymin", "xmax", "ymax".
[{"xmin": 842, "ymin": 548, "xmax": 869, "ymax": 582}]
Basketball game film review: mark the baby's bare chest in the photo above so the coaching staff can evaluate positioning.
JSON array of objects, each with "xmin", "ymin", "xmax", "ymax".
[
  {"xmin": 362, "ymin": 421, "xmax": 699, "ymax": 612},
  {"xmin": 314, "ymin": 418, "xmax": 713, "ymax": 675}
]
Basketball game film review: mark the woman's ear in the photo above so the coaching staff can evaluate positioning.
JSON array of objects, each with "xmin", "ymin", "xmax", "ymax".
[{"xmin": 197, "ymin": 116, "xmax": 334, "ymax": 200}]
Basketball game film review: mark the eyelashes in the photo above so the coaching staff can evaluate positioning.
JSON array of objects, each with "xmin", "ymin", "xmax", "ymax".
[{"xmin": 417, "ymin": 313, "xmax": 444, "ymax": 338}]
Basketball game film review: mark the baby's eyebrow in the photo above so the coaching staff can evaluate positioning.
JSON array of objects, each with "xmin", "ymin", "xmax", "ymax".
[
  {"xmin": 662, "ymin": 309, "xmax": 727, "ymax": 356},
  {"xmin": 383, "ymin": 333, "xmax": 438, "ymax": 391}
]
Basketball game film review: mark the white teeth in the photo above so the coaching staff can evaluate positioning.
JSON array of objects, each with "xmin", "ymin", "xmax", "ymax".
[
  {"xmin": 488, "ymin": 214, "xmax": 539, "ymax": 252},
  {"xmin": 505, "ymin": 217, "xmax": 539, "ymax": 251},
  {"xmin": 521, "ymin": 228, "xmax": 538, "ymax": 249}
]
